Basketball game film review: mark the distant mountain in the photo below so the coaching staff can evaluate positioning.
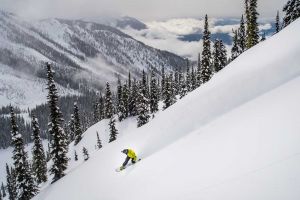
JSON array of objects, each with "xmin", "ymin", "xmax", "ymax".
[
  {"xmin": 0, "ymin": 10, "xmax": 186, "ymax": 108},
  {"xmin": 116, "ymin": 16, "xmax": 147, "ymax": 30}
]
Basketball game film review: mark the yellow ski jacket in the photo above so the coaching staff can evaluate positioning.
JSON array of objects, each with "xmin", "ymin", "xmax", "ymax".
[{"xmin": 127, "ymin": 149, "xmax": 137, "ymax": 161}]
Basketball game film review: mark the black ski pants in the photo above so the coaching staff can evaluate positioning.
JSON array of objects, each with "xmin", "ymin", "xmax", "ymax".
[{"xmin": 122, "ymin": 156, "xmax": 136, "ymax": 167}]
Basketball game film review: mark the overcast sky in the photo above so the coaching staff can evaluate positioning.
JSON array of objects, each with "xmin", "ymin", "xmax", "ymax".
[{"xmin": 0, "ymin": 0, "xmax": 288, "ymax": 21}]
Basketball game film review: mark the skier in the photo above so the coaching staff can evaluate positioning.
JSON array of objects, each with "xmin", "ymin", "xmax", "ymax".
[{"xmin": 120, "ymin": 149, "xmax": 139, "ymax": 170}]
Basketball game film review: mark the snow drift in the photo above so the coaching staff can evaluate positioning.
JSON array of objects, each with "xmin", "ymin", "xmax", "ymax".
[{"xmin": 33, "ymin": 19, "xmax": 300, "ymax": 200}]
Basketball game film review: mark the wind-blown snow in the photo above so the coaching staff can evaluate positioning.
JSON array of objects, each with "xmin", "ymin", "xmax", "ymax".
[{"xmin": 30, "ymin": 19, "xmax": 300, "ymax": 200}]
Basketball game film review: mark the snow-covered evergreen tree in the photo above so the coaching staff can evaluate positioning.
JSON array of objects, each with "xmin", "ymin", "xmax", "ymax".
[
  {"xmin": 260, "ymin": 32, "xmax": 266, "ymax": 41},
  {"xmin": 46, "ymin": 63, "xmax": 68, "ymax": 183},
  {"xmin": 109, "ymin": 117, "xmax": 118, "ymax": 142},
  {"xmin": 275, "ymin": 11, "xmax": 281, "ymax": 33},
  {"xmin": 186, "ymin": 64, "xmax": 191, "ymax": 92},
  {"xmin": 6, "ymin": 164, "xmax": 17, "ymax": 200},
  {"xmin": 0, "ymin": 183, "xmax": 5, "ymax": 198},
  {"xmin": 96, "ymin": 131, "xmax": 102, "ymax": 149},
  {"xmin": 283, "ymin": 0, "xmax": 300, "ymax": 27},
  {"xmin": 31, "ymin": 116, "xmax": 47, "ymax": 184},
  {"xmin": 238, "ymin": 15, "xmax": 246, "ymax": 53},
  {"xmin": 149, "ymin": 71, "xmax": 159, "ymax": 114},
  {"xmin": 137, "ymin": 82, "xmax": 150, "ymax": 127},
  {"xmin": 129, "ymin": 80, "xmax": 138, "ymax": 116},
  {"xmin": 161, "ymin": 67, "xmax": 166, "ymax": 100},
  {"xmin": 122, "ymin": 84, "xmax": 129, "ymax": 118},
  {"xmin": 246, "ymin": 0, "xmax": 259, "ymax": 48},
  {"xmin": 93, "ymin": 102, "xmax": 100, "ymax": 123},
  {"xmin": 173, "ymin": 70, "xmax": 180, "ymax": 95},
  {"xmin": 231, "ymin": 30, "xmax": 240, "ymax": 61},
  {"xmin": 98, "ymin": 94, "xmax": 105, "ymax": 120},
  {"xmin": 191, "ymin": 66, "xmax": 197, "ymax": 90},
  {"xmin": 196, "ymin": 53, "xmax": 202, "ymax": 86},
  {"xmin": 118, "ymin": 80, "xmax": 128, "ymax": 121},
  {"xmin": 74, "ymin": 151, "xmax": 78, "ymax": 161},
  {"xmin": 73, "ymin": 102, "xmax": 83, "ymax": 145},
  {"xmin": 104, "ymin": 82, "xmax": 114, "ymax": 119},
  {"xmin": 201, "ymin": 14, "xmax": 212, "ymax": 83},
  {"xmin": 163, "ymin": 75, "xmax": 176, "ymax": 109},
  {"xmin": 179, "ymin": 73, "xmax": 188, "ymax": 99},
  {"xmin": 117, "ymin": 77, "xmax": 124, "ymax": 121},
  {"xmin": 68, "ymin": 114, "xmax": 75, "ymax": 143},
  {"xmin": 128, "ymin": 71, "xmax": 132, "ymax": 89},
  {"xmin": 213, "ymin": 40, "xmax": 227, "ymax": 72},
  {"xmin": 82, "ymin": 147, "xmax": 89, "ymax": 161},
  {"xmin": 141, "ymin": 70, "xmax": 149, "ymax": 98},
  {"xmin": 10, "ymin": 106, "xmax": 38, "ymax": 199}
]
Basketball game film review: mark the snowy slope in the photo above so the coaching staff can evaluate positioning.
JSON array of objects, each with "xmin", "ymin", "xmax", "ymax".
[{"xmin": 33, "ymin": 19, "xmax": 300, "ymax": 200}]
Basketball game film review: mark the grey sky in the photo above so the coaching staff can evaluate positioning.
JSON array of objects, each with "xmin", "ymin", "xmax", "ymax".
[{"xmin": 0, "ymin": 0, "xmax": 288, "ymax": 20}]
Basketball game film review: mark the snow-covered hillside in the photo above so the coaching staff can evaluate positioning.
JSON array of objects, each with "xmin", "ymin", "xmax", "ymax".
[
  {"xmin": 0, "ymin": 63, "xmax": 78, "ymax": 109},
  {"xmin": 0, "ymin": 10, "xmax": 185, "ymax": 107},
  {"xmin": 31, "ymin": 19, "xmax": 300, "ymax": 200}
]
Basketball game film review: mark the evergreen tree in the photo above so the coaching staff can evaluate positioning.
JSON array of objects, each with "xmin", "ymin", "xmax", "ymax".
[
  {"xmin": 0, "ymin": 189, "xmax": 2, "ymax": 200},
  {"xmin": 31, "ymin": 116, "xmax": 47, "ymax": 184},
  {"xmin": 283, "ymin": 0, "xmax": 300, "ymax": 27},
  {"xmin": 6, "ymin": 164, "xmax": 17, "ymax": 200},
  {"xmin": 104, "ymin": 82, "xmax": 114, "ymax": 119},
  {"xmin": 213, "ymin": 39, "xmax": 227, "ymax": 72},
  {"xmin": 121, "ymin": 84, "xmax": 129, "ymax": 118},
  {"xmin": 137, "ymin": 82, "xmax": 150, "ymax": 127},
  {"xmin": 82, "ymin": 147, "xmax": 89, "ymax": 161},
  {"xmin": 174, "ymin": 70, "xmax": 180, "ymax": 95},
  {"xmin": 275, "ymin": 11, "xmax": 281, "ymax": 33},
  {"xmin": 196, "ymin": 53, "xmax": 202, "ymax": 86},
  {"xmin": 98, "ymin": 94, "xmax": 105, "ymax": 120},
  {"xmin": 68, "ymin": 114, "xmax": 75, "ymax": 143},
  {"xmin": 141, "ymin": 70, "xmax": 149, "ymax": 98},
  {"xmin": 201, "ymin": 14, "xmax": 212, "ymax": 83},
  {"xmin": 163, "ymin": 75, "xmax": 176, "ymax": 109},
  {"xmin": 128, "ymin": 71, "xmax": 132, "ymax": 89},
  {"xmin": 231, "ymin": 30, "xmax": 240, "ymax": 61},
  {"xmin": 161, "ymin": 67, "xmax": 166, "ymax": 99},
  {"xmin": 73, "ymin": 102, "xmax": 83, "ymax": 145},
  {"xmin": 260, "ymin": 32, "xmax": 266, "ymax": 41},
  {"xmin": 186, "ymin": 64, "xmax": 191, "ymax": 92},
  {"xmin": 10, "ymin": 106, "xmax": 38, "ymax": 199},
  {"xmin": 245, "ymin": 0, "xmax": 251, "ymax": 47},
  {"xmin": 246, "ymin": 0, "xmax": 260, "ymax": 48},
  {"xmin": 117, "ymin": 80, "xmax": 128, "ymax": 121},
  {"xmin": 191, "ymin": 66, "xmax": 197, "ymax": 90},
  {"xmin": 238, "ymin": 15, "xmax": 246, "ymax": 53},
  {"xmin": 96, "ymin": 131, "xmax": 102, "ymax": 149},
  {"xmin": 108, "ymin": 117, "xmax": 118, "ymax": 142},
  {"xmin": 74, "ymin": 151, "xmax": 78, "ymax": 161},
  {"xmin": 179, "ymin": 71, "xmax": 187, "ymax": 99},
  {"xmin": 129, "ymin": 80, "xmax": 138, "ymax": 116},
  {"xmin": 1, "ymin": 183, "xmax": 5, "ymax": 197},
  {"xmin": 149, "ymin": 71, "xmax": 159, "ymax": 114},
  {"xmin": 46, "ymin": 63, "xmax": 68, "ymax": 183},
  {"xmin": 117, "ymin": 77, "xmax": 123, "ymax": 119},
  {"xmin": 93, "ymin": 102, "xmax": 100, "ymax": 123}
]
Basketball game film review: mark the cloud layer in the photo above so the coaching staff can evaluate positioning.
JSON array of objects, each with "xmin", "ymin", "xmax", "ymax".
[{"xmin": 0, "ymin": 0, "xmax": 288, "ymax": 20}]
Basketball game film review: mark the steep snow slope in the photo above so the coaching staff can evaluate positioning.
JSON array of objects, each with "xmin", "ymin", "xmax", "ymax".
[{"xmin": 34, "ymin": 19, "xmax": 300, "ymax": 200}]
